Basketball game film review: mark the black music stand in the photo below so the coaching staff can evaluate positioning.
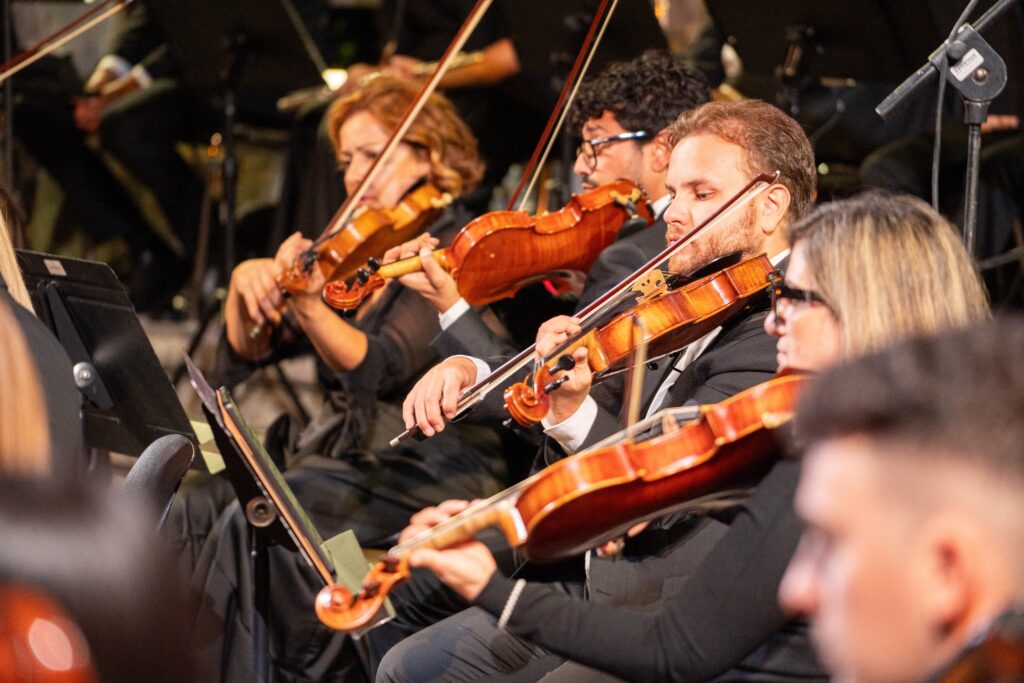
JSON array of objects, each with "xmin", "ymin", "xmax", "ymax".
[
  {"xmin": 16, "ymin": 250, "xmax": 199, "ymax": 466},
  {"xmin": 185, "ymin": 356, "xmax": 385, "ymax": 681}
]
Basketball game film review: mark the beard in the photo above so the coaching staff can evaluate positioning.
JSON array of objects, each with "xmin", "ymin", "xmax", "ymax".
[{"xmin": 667, "ymin": 203, "xmax": 761, "ymax": 276}]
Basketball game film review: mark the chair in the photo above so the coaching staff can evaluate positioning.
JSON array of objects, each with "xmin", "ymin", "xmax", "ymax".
[{"xmin": 119, "ymin": 434, "xmax": 195, "ymax": 528}]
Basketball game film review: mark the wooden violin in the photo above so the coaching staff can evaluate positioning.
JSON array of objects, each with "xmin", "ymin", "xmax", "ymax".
[
  {"xmin": 316, "ymin": 373, "xmax": 807, "ymax": 634},
  {"xmin": 925, "ymin": 605, "xmax": 1024, "ymax": 682},
  {"xmin": 276, "ymin": 183, "xmax": 453, "ymax": 296},
  {"xmin": 0, "ymin": 586, "xmax": 97, "ymax": 682},
  {"xmin": 321, "ymin": 180, "xmax": 653, "ymax": 310},
  {"xmin": 503, "ymin": 253, "xmax": 779, "ymax": 427}
]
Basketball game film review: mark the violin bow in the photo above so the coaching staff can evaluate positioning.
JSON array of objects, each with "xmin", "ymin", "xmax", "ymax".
[
  {"xmin": 0, "ymin": 0, "xmax": 133, "ymax": 84},
  {"xmin": 506, "ymin": 0, "xmax": 620, "ymax": 211},
  {"xmin": 391, "ymin": 170, "xmax": 781, "ymax": 446}
]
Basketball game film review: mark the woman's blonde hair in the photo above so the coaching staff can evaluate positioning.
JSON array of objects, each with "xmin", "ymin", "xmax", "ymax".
[
  {"xmin": 0, "ymin": 297, "xmax": 50, "ymax": 476},
  {"xmin": 0, "ymin": 212, "xmax": 32, "ymax": 311},
  {"xmin": 326, "ymin": 76, "xmax": 484, "ymax": 197},
  {"xmin": 787, "ymin": 191, "xmax": 990, "ymax": 357}
]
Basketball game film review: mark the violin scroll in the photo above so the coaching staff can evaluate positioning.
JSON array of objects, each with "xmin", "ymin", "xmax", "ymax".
[
  {"xmin": 503, "ymin": 355, "xmax": 576, "ymax": 427},
  {"xmin": 323, "ymin": 272, "xmax": 388, "ymax": 310},
  {"xmin": 315, "ymin": 555, "xmax": 410, "ymax": 633}
]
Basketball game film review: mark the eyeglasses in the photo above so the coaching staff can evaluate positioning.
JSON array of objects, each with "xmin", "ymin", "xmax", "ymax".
[
  {"xmin": 575, "ymin": 131, "xmax": 650, "ymax": 168},
  {"xmin": 769, "ymin": 278, "xmax": 829, "ymax": 322}
]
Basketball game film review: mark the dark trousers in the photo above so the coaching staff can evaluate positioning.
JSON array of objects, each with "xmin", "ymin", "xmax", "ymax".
[{"xmin": 377, "ymin": 515, "xmax": 727, "ymax": 682}]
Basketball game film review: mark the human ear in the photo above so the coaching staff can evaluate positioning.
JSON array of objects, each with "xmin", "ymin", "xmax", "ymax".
[
  {"xmin": 918, "ymin": 516, "xmax": 975, "ymax": 635},
  {"xmin": 648, "ymin": 131, "xmax": 672, "ymax": 174},
  {"xmin": 759, "ymin": 184, "xmax": 792, "ymax": 235}
]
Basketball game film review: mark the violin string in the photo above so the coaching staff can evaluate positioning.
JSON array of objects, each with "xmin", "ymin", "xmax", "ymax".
[{"xmin": 514, "ymin": 0, "xmax": 621, "ymax": 211}]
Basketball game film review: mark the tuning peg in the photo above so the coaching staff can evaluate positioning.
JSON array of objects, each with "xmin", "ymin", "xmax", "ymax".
[
  {"xmin": 544, "ymin": 375, "xmax": 570, "ymax": 394},
  {"xmin": 356, "ymin": 268, "xmax": 369, "ymax": 285},
  {"xmin": 554, "ymin": 354, "xmax": 576, "ymax": 372},
  {"xmin": 367, "ymin": 257, "xmax": 382, "ymax": 273}
]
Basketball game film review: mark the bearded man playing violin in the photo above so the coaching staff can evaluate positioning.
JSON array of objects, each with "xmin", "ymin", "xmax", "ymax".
[{"xmin": 382, "ymin": 99, "xmax": 820, "ymax": 681}]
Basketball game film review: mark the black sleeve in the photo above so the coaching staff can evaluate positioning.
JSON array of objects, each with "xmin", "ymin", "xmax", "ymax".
[
  {"xmin": 474, "ymin": 460, "xmax": 807, "ymax": 682},
  {"xmin": 430, "ymin": 308, "xmax": 517, "ymax": 359},
  {"xmin": 342, "ymin": 286, "xmax": 443, "ymax": 401}
]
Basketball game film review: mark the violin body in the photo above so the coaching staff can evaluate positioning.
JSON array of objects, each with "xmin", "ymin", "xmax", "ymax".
[
  {"xmin": 925, "ymin": 605, "xmax": 1024, "ymax": 682},
  {"xmin": 322, "ymin": 180, "xmax": 653, "ymax": 310},
  {"xmin": 513, "ymin": 373, "xmax": 803, "ymax": 561},
  {"xmin": 278, "ymin": 184, "xmax": 451, "ymax": 296},
  {"xmin": 504, "ymin": 254, "xmax": 778, "ymax": 427},
  {"xmin": 316, "ymin": 374, "xmax": 805, "ymax": 633},
  {"xmin": 441, "ymin": 180, "xmax": 653, "ymax": 305}
]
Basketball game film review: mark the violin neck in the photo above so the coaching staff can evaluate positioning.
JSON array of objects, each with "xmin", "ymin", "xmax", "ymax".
[
  {"xmin": 377, "ymin": 248, "xmax": 453, "ymax": 280},
  {"xmin": 392, "ymin": 488, "xmax": 531, "ymax": 557}
]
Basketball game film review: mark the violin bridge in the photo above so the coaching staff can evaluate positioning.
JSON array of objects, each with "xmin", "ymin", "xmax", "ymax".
[
  {"xmin": 610, "ymin": 189, "xmax": 642, "ymax": 207},
  {"xmin": 630, "ymin": 268, "xmax": 669, "ymax": 303},
  {"xmin": 660, "ymin": 412, "xmax": 680, "ymax": 435}
]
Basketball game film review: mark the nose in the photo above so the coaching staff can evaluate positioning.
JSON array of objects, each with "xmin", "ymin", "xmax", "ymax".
[
  {"xmin": 662, "ymin": 197, "xmax": 690, "ymax": 234},
  {"xmin": 765, "ymin": 309, "xmax": 784, "ymax": 337},
  {"xmin": 778, "ymin": 546, "xmax": 819, "ymax": 618},
  {"xmin": 344, "ymin": 162, "xmax": 367, "ymax": 195},
  {"xmin": 573, "ymin": 151, "xmax": 593, "ymax": 182}
]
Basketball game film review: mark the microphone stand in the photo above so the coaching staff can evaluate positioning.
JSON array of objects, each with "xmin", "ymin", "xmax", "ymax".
[{"xmin": 876, "ymin": 0, "xmax": 1015, "ymax": 257}]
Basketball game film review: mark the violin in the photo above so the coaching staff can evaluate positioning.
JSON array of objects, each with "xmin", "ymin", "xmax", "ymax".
[
  {"xmin": 0, "ymin": 586, "xmax": 97, "ymax": 682},
  {"xmin": 315, "ymin": 373, "xmax": 807, "ymax": 633},
  {"xmin": 276, "ymin": 183, "xmax": 452, "ymax": 296},
  {"xmin": 924, "ymin": 605, "xmax": 1024, "ymax": 682},
  {"xmin": 503, "ymin": 253, "xmax": 779, "ymax": 427},
  {"xmin": 321, "ymin": 180, "xmax": 653, "ymax": 310}
]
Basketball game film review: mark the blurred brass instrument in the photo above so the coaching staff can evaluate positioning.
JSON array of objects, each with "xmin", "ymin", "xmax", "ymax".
[{"xmin": 277, "ymin": 51, "xmax": 484, "ymax": 112}]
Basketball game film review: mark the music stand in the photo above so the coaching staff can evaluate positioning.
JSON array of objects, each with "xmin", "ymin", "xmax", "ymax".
[
  {"xmin": 16, "ymin": 250, "xmax": 199, "ymax": 464},
  {"xmin": 185, "ymin": 355, "xmax": 387, "ymax": 682}
]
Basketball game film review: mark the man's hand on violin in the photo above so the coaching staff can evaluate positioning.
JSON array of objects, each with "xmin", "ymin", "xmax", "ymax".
[
  {"xmin": 230, "ymin": 258, "xmax": 285, "ymax": 328},
  {"xmin": 402, "ymin": 500, "xmax": 497, "ymax": 602},
  {"xmin": 535, "ymin": 316, "xmax": 593, "ymax": 424},
  {"xmin": 383, "ymin": 233, "xmax": 461, "ymax": 314},
  {"xmin": 403, "ymin": 357, "xmax": 479, "ymax": 437}
]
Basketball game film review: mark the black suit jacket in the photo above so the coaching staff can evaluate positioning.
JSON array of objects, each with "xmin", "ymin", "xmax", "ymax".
[{"xmin": 538, "ymin": 302, "xmax": 777, "ymax": 468}]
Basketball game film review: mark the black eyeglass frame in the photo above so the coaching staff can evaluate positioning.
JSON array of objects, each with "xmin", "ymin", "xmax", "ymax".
[
  {"xmin": 575, "ymin": 130, "xmax": 651, "ymax": 168},
  {"xmin": 768, "ymin": 277, "xmax": 830, "ymax": 321}
]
